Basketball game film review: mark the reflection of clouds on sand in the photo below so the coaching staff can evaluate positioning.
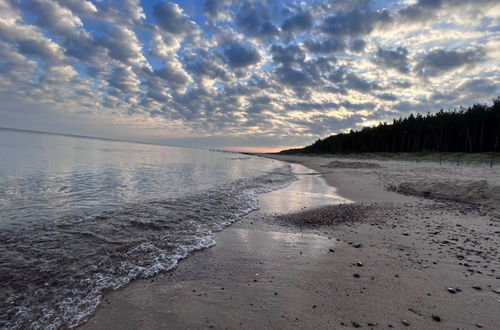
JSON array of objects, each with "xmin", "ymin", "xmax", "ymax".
[
  {"xmin": 232, "ymin": 228, "xmax": 335, "ymax": 257},
  {"xmin": 259, "ymin": 164, "xmax": 352, "ymax": 215}
]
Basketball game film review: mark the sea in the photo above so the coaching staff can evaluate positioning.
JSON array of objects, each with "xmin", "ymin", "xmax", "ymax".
[{"xmin": 0, "ymin": 128, "xmax": 296, "ymax": 329}]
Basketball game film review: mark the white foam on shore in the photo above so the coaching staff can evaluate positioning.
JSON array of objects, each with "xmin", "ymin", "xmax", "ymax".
[{"xmin": 1, "ymin": 165, "xmax": 297, "ymax": 330}]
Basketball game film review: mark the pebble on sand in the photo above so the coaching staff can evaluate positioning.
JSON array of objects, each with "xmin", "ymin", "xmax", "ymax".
[{"xmin": 432, "ymin": 314, "xmax": 441, "ymax": 322}]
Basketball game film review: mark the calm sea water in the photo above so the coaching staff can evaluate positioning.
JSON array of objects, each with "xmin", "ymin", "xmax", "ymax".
[{"xmin": 0, "ymin": 128, "xmax": 295, "ymax": 329}]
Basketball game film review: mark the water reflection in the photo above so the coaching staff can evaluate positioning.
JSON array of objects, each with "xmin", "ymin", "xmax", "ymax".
[
  {"xmin": 259, "ymin": 164, "xmax": 351, "ymax": 214},
  {"xmin": 0, "ymin": 128, "xmax": 286, "ymax": 226},
  {"xmin": 232, "ymin": 227, "xmax": 335, "ymax": 257}
]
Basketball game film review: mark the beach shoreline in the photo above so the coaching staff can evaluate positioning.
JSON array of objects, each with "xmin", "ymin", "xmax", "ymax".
[{"xmin": 80, "ymin": 154, "xmax": 500, "ymax": 330}]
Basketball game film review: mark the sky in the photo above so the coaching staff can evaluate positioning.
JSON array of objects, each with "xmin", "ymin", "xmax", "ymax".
[{"xmin": 0, "ymin": 0, "xmax": 499, "ymax": 152}]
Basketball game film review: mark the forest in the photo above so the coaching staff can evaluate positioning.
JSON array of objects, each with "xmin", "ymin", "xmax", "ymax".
[{"xmin": 281, "ymin": 98, "xmax": 500, "ymax": 154}]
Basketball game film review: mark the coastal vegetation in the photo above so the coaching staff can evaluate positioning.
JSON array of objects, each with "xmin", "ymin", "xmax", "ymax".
[{"xmin": 281, "ymin": 98, "xmax": 500, "ymax": 154}]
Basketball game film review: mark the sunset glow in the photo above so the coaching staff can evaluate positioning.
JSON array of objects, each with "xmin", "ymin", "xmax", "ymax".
[{"xmin": 0, "ymin": 0, "xmax": 499, "ymax": 150}]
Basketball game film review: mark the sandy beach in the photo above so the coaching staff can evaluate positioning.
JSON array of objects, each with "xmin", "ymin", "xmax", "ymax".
[{"xmin": 80, "ymin": 155, "xmax": 500, "ymax": 330}]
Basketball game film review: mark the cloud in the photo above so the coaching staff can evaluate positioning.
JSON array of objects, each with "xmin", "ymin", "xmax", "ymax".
[
  {"xmin": 394, "ymin": 0, "xmax": 499, "ymax": 28},
  {"xmin": 24, "ymin": 0, "xmax": 84, "ymax": 35},
  {"xmin": 349, "ymin": 39, "xmax": 366, "ymax": 53},
  {"xmin": 275, "ymin": 66, "xmax": 315, "ymax": 87},
  {"xmin": 397, "ymin": 0, "xmax": 443, "ymax": 23},
  {"xmin": 282, "ymin": 10, "xmax": 313, "ymax": 34},
  {"xmin": 55, "ymin": 0, "xmax": 97, "ymax": 15},
  {"xmin": 304, "ymin": 38, "xmax": 345, "ymax": 54},
  {"xmin": 373, "ymin": 46, "xmax": 410, "ymax": 73},
  {"xmin": 204, "ymin": 0, "xmax": 231, "ymax": 20},
  {"xmin": 223, "ymin": 42, "xmax": 261, "ymax": 68},
  {"xmin": 431, "ymin": 77, "xmax": 500, "ymax": 103},
  {"xmin": 291, "ymin": 113, "xmax": 365, "ymax": 135},
  {"xmin": 97, "ymin": 26, "xmax": 147, "ymax": 66},
  {"xmin": 344, "ymin": 72, "xmax": 380, "ymax": 92},
  {"xmin": 108, "ymin": 66, "xmax": 141, "ymax": 93},
  {"xmin": 235, "ymin": 1, "xmax": 279, "ymax": 38},
  {"xmin": 153, "ymin": 2, "xmax": 198, "ymax": 35},
  {"xmin": 149, "ymin": 33, "xmax": 181, "ymax": 57},
  {"xmin": 270, "ymin": 44, "xmax": 305, "ymax": 65},
  {"xmin": 321, "ymin": 9, "xmax": 392, "ymax": 37},
  {"xmin": 0, "ymin": 0, "xmax": 498, "ymax": 150},
  {"xmin": 0, "ymin": 15, "xmax": 64, "ymax": 66},
  {"xmin": 184, "ymin": 53, "xmax": 229, "ymax": 81},
  {"xmin": 153, "ymin": 59, "xmax": 192, "ymax": 90},
  {"xmin": 21, "ymin": 0, "xmax": 102, "ymax": 65},
  {"xmin": 415, "ymin": 46, "xmax": 486, "ymax": 76}
]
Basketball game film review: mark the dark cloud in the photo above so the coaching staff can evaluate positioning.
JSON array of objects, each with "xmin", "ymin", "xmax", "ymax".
[
  {"xmin": 375, "ymin": 93, "xmax": 399, "ymax": 101},
  {"xmin": 349, "ymin": 39, "xmax": 366, "ymax": 53},
  {"xmin": 270, "ymin": 44, "xmax": 305, "ymax": 65},
  {"xmin": 204, "ymin": 0, "xmax": 226, "ymax": 19},
  {"xmin": 391, "ymin": 80, "xmax": 413, "ymax": 89},
  {"xmin": 291, "ymin": 113, "xmax": 365, "ymax": 135},
  {"xmin": 321, "ymin": 9, "xmax": 391, "ymax": 37},
  {"xmin": 185, "ymin": 54, "xmax": 229, "ymax": 81},
  {"xmin": 457, "ymin": 78, "xmax": 500, "ymax": 96},
  {"xmin": 282, "ymin": 11, "xmax": 313, "ymax": 33},
  {"xmin": 373, "ymin": 46, "xmax": 410, "ymax": 73},
  {"xmin": 303, "ymin": 56, "xmax": 336, "ymax": 80},
  {"xmin": 223, "ymin": 42, "xmax": 261, "ymax": 68},
  {"xmin": 275, "ymin": 66, "xmax": 314, "ymax": 87},
  {"xmin": 415, "ymin": 47, "xmax": 486, "ymax": 76},
  {"xmin": 96, "ymin": 26, "xmax": 145, "ymax": 65},
  {"xmin": 398, "ymin": 0, "xmax": 443, "ymax": 22},
  {"xmin": 304, "ymin": 38, "xmax": 345, "ymax": 54},
  {"xmin": 153, "ymin": 2, "xmax": 197, "ymax": 35},
  {"xmin": 339, "ymin": 100, "xmax": 375, "ymax": 111},
  {"xmin": 287, "ymin": 101, "xmax": 339, "ymax": 111},
  {"xmin": 15, "ymin": 39, "xmax": 61, "ymax": 65},
  {"xmin": 432, "ymin": 77, "xmax": 500, "ymax": 103},
  {"xmin": 235, "ymin": 1, "xmax": 279, "ymax": 38},
  {"xmin": 328, "ymin": 66, "xmax": 348, "ymax": 84},
  {"xmin": 153, "ymin": 62, "xmax": 191, "ymax": 89},
  {"xmin": 397, "ymin": 0, "xmax": 498, "ymax": 24},
  {"xmin": 326, "ymin": 67, "xmax": 379, "ymax": 93},
  {"xmin": 393, "ymin": 100, "xmax": 436, "ymax": 114},
  {"xmin": 344, "ymin": 73, "xmax": 380, "ymax": 92},
  {"xmin": 247, "ymin": 95, "xmax": 273, "ymax": 113},
  {"xmin": 20, "ymin": 0, "xmax": 104, "ymax": 65},
  {"xmin": 273, "ymin": 55, "xmax": 334, "ymax": 92}
]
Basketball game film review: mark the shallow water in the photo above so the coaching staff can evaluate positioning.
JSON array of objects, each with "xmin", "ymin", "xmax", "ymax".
[
  {"xmin": 259, "ymin": 164, "xmax": 352, "ymax": 214},
  {"xmin": 0, "ymin": 128, "xmax": 296, "ymax": 329}
]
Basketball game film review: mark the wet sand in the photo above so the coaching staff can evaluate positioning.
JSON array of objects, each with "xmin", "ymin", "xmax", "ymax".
[{"xmin": 80, "ymin": 156, "xmax": 500, "ymax": 329}]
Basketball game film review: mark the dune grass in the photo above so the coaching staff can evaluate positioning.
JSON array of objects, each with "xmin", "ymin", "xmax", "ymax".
[{"xmin": 292, "ymin": 152, "xmax": 500, "ymax": 167}]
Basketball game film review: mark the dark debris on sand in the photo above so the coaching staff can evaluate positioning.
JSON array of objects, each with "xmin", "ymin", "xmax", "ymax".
[
  {"xmin": 273, "ymin": 203, "xmax": 396, "ymax": 228},
  {"xmin": 322, "ymin": 160, "xmax": 382, "ymax": 169}
]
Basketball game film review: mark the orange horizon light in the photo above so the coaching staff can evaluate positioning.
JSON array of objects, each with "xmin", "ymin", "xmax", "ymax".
[{"xmin": 221, "ymin": 146, "xmax": 298, "ymax": 153}]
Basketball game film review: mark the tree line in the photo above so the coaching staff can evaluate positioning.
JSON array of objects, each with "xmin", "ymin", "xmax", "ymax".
[{"xmin": 281, "ymin": 98, "xmax": 500, "ymax": 154}]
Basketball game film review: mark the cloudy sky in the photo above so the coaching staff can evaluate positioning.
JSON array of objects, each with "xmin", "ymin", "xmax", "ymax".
[{"xmin": 0, "ymin": 0, "xmax": 499, "ymax": 151}]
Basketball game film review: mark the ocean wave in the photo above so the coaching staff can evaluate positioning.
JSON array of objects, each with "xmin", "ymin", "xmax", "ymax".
[{"xmin": 0, "ymin": 165, "xmax": 296, "ymax": 329}]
